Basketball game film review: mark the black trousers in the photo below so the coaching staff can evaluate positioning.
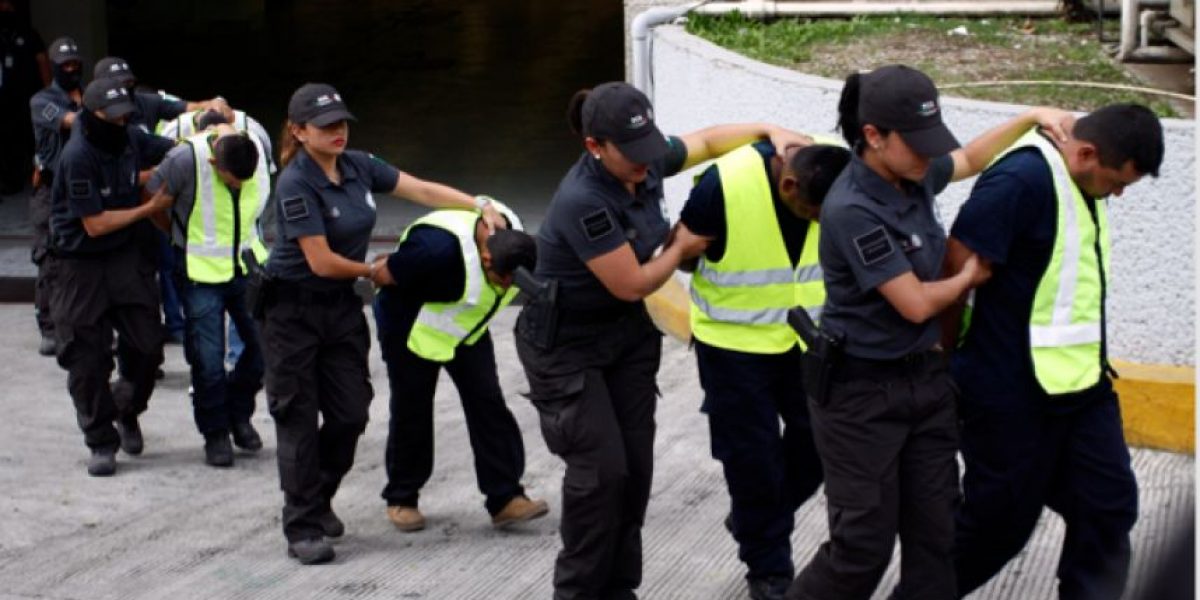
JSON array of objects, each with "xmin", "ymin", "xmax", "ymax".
[
  {"xmin": 49, "ymin": 247, "xmax": 164, "ymax": 450},
  {"xmin": 788, "ymin": 353, "xmax": 959, "ymax": 600},
  {"xmin": 379, "ymin": 330, "xmax": 526, "ymax": 515},
  {"xmin": 954, "ymin": 378, "xmax": 1137, "ymax": 600},
  {"xmin": 516, "ymin": 307, "xmax": 661, "ymax": 600},
  {"xmin": 696, "ymin": 340, "xmax": 823, "ymax": 580},
  {"xmin": 29, "ymin": 182, "xmax": 55, "ymax": 337},
  {"xmin": 261, "ymin": 291, "xmax": 373, "ymax": 543}
]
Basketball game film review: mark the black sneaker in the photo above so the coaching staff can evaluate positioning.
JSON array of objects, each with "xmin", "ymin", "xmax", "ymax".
[
  {"xmin": 287, "ymin": 538, "xmax": 335, "ymax": 565},
  {"xmin": 87, "ymin": 447, "xmax": 117, "ymax": 477},
  {"xmin": 748, "ymin": 575, "xmax": 791, "ymax": 600},
  {"xmin": 203, "ymin": 432, "xmax": 234, "ymax": 467},
  {"xmin": 231, "ymin": 422, "xmax": 263, "ymax": 451},
  {"xmin": 115, "ymin": 417, "xmax": 143, "ymax": 456},
  {"xmin": 318, "ymin": 510, "xmax": 345, "ymax": 538}
]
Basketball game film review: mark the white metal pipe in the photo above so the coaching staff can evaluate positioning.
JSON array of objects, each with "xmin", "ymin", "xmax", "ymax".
[
  {"xmin": 632, "ymin": 3, "xmax": 703, "ymax": 97},
  {"xmin": 1120, "ymin": 0, "xmax": 1141, "ymax": 60}
]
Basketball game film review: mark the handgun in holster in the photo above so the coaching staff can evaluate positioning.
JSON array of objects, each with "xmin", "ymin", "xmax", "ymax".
[
  {"xmin": 513, "ymin": 266, "xmax": 559, "ymax": 351},
  {"xmin": 240, "ymin": 247, "xmax": 273, "ymax": 320},
  {"xmin": 788, "ymin": 307, "xmax": 844, "ymax": 405}
]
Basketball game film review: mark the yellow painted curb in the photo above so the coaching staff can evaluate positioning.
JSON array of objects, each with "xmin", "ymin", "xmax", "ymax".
[{"xmin": 1111, "ymin": 359, "xmax": 1195, "ymax": 454}]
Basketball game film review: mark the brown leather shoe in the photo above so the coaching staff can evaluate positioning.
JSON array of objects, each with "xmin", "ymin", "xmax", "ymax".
[
  {"xmin": 491, "ymin": 495, "xmax": 549, "ymax": 529},
  {"xmin": 386, "ymin": 506, "xmax": 425, "ymax": 532}
]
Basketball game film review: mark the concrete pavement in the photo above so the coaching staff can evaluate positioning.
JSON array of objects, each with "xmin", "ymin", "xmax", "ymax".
[{"xmin": 0, "ymin": 304, "xmax": 1191, "ymax": 599}]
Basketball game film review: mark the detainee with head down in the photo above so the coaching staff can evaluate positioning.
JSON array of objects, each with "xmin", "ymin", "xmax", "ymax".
[
  {"xmin": 945, "ymin": 104, "xmax": 1164, "ymax": 600},
  {"xmin": 676, "ymin": 136, "xmax": 850, "ymax": 600}
]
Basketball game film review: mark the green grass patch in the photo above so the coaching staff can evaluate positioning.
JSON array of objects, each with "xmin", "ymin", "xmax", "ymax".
[{"xmin": 686, "ymin": 13, "xmax": 1179, "ymax": 117}]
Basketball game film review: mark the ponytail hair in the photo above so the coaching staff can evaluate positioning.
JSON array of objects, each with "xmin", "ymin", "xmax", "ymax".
[
  {"xmin": 278, "ymin": 119, "xmax": 300, "ymax": 168},
  {"xmin": 836, "ymin": 72, "xmax": 863, "ymax": 148},
  {"xmin": 566, "ymin": 89, "xmax": 590, "ymax": 138}
]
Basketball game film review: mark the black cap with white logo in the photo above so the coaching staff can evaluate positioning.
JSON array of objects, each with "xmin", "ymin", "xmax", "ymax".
[
  {"xmin": 83, "ymin": 78, "xmax": 137, "ymax": 119},
  {"xmin": 94, "ymin": 57, "xmax": 136, "ymax": 88},
  {"xmin": 858, "ymin": 65, "xmax": 960, "ymax": 158},
  {"xmin": 48, "ymin": 36, "xmax": 81, "ymax": 65},
  {"xmin": 287, "ymin": 83, "xmax": 356, "ymax": 127},
  {"xmin": 582, "ymin": 82, "xmax": 669, "ymax": 165}
]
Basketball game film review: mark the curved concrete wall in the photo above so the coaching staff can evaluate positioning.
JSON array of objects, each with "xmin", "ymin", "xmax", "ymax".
[{"xmin": 648, "ymin": 25, "xmax": 1195, "ymax": 366}]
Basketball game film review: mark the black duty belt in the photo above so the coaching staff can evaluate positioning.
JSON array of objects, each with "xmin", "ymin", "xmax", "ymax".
[
  {"xmin": 835, "ymin": 349, "xmax": 946, "ymax": 382},
  {"xmin": 557, "ymin": 301, "xmax": 643, "ymax": 327}
]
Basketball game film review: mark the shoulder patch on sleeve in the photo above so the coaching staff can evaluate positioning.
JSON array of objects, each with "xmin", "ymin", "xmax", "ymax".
[
  {"xmin": 281, "ymin": 195, "xmax": 310, "ymax": 222},
  {"xmin": 580, "ymin": 208, "xmax": 616, "ymax": 241},
  {"xmin": 853, "ymin": 226, "xmax": 895, "ymax": 266},
  {"xmin": 41, "ymin": 103, "xmax": 60, "ymax": 122},
  {"xmin": 69, "ymin": 179, "xmax": 92, "ymax": 199}
]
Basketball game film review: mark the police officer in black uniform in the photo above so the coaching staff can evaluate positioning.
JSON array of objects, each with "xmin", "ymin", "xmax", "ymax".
[
  {"xmin": 262, "ymin": 82, "xmax": 504, "ymax": 565},
  {"xmin": 49, "ymin": 77, "xmax": 175, "ymax": 477},
  {"xmin": 28, "ymin": 36, "xmax": 82, "ymax": 356},
  {"xmin": 515, "ymin": 81, "xmax": 810, "ymax": 600},
  {"xmin": 785, "ymin": 65, "xmax": 1071, "ymax": 600}
]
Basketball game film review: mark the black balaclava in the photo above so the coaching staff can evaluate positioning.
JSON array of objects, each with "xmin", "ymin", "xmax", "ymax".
[
  {"xmin": 52, "ymin": 63, "xmax": 82, "ymax": 92},
  {"xmin": 81, "ymin": 110, "xmax": 129, "ymax": 155}
]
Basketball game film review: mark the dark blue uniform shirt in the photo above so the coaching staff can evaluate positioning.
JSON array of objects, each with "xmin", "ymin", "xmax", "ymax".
[
  {"xmin": 29, "ymin": 81, "xmax": 79, "ymax": 174},
  {"xmin": 373, "ymin": 225, "xmax": 467, "ymax": 337},
  {"xmin": 536, "ymin": 136, "xmax": 687, "ymax": 311},
  {"xmin": 129, "ymin": 91, "xmax": 187, "ymax": 134},
  {"xmin": 50, "ymin": 119, "xmax": 175, "ymax": 256},
  {"xmin": 267, "ymin": 148, "xmax": 400, "ymax": 290},
  {"xmin": 818, "ymin": 152, "xmax": 954, "ymax": 359},
  {"xmin": 679, "ymin": 140, "xmax": 808, "ymax": 265},
  {"xmin": 950, "ymin": 147, "xmax": 1067, "ymax": 399}
]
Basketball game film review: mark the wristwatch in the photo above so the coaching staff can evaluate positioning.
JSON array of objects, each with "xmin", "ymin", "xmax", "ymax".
[{"xmin": 474, "ymin": 195, "xmax": 493, "ymax": 210}]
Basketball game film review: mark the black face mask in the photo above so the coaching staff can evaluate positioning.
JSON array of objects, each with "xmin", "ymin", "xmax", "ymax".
[
  {"xmin": 52, "ymin": 64, "xmax": 82, "ymax": 92},
  {"xmin": 81, "ymin": 110, "xmax": 129, "ymax": 155}
]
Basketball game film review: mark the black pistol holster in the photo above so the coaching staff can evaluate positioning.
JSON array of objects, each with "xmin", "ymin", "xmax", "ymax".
[
  {"xmin": 513, "ymin": 266, "xmax": 560, "ymax": 351},
  {"xmin": 241, "ymin": 248, "xmax": 273, "ymax": 320},
  {"xmin": 788, "ymin": 307, "xmax": 844, "ymax": 406}
]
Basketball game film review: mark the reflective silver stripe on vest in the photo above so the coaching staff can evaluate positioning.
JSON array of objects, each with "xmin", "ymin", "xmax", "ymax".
[
  {"xmin": 1029, "ymin": 322, "xmax": 1100, "ymax": 347},
  {"xmin": 1028, "ymin": 135, "xmax": 1098, "ymax": 348},
  {"xmin": 415, "ymin": 304, "xmax": 470, "ymax": 339},
  {"xmin": 193, "ymin": 140, "xmax": 219, "ymax": 249},
  {"xmin": 696, "ymin": 262, "xmax": 823, "ymax": 287},
  {"xmin": 689, "ymin": 285, "xmax": 819, "ymax": 325}
]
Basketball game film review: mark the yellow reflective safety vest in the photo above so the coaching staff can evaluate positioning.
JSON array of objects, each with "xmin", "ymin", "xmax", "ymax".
[
  {"xmin": 405, "ymin": 199, "xmax": 523, "ymax": 363},
  {"xmin": 158, "ymin": 109, "xmax": 250, "ymax": 141},
  {"xmin": 977, "ymin": 130, "xmax": 1111, "ymax": 395},
  {"xmin": 689, "ymin": 142, "xmax": 832, "ymax": 354},
  {"xmin": 183, "ymin": 132, "xmax": 270, "ymax": 284}
]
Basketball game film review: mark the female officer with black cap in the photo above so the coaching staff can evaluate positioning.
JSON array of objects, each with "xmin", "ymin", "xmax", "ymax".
[
  {"xmin": 785, "ymin": 65, "xmax": 1069, "ymax": 600},
  {"xmin": 261, "ymin": 82, "xmax": 505, "ymax": 565},
  {"xmin": 515, "ymin": 80, "xmax": 811, "ymax": 600}
]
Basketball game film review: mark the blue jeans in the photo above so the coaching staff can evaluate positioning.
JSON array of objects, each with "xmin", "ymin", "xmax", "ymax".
[
  {"xmin": 179, "ymin": 273, "xmax": 264, "ymax": 435},
  {"xmin": 158, "ymin": 232, "xmax": 185, "ymax": 340}
]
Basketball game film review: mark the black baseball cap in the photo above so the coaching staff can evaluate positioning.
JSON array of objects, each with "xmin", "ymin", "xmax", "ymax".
[
  {"xmin": 582, "ymin": 82, "xmax": 669, "ymax": 164},
  {"xmin": 83, "ymin": 78, "xmax": 136, "ymax": 119},
  {"xmin": 48, "ymin": 37, "xmax": 81, "ymax": 65},
  {"xmin": 859, "ymin": 65, "xmax": 960, "ymax": 158},
  {"xmin": 94, "ymin": 57, "xmax": 136, "ymax": 88},
  {"xmin": 287, "ymin": 83, "xmax": 356, "ymax": 127}
]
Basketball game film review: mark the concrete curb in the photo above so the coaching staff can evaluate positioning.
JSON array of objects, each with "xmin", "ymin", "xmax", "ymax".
[{"xmin": 1112, "ymin": 359, "xmax": 1196, "ymax": 454}]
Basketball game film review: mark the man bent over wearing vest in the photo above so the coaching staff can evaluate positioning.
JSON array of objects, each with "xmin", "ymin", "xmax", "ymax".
[
  {"xmin": 679, "ymin": 141, "xmax": 851, "ymax": 600},
  {"xmin": 146, "ymin": 122, "xmax": 271, "ymax": 467},
  {"xmin": 944, "ymin": 104, "xmax": 1164, "ymax": 600},
  {"xmin": 369, "ymin": 199, "xmax": 550, "ymax": 532}
]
